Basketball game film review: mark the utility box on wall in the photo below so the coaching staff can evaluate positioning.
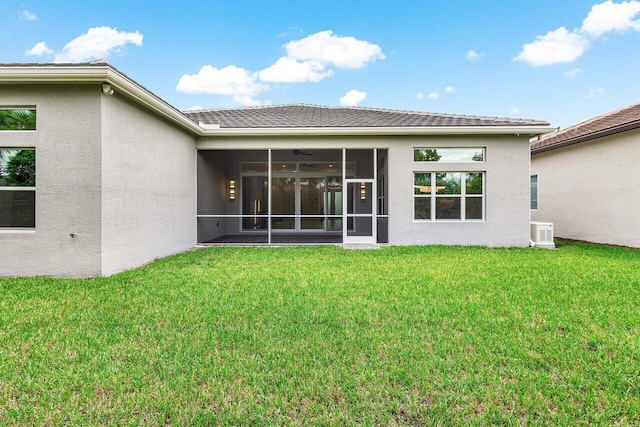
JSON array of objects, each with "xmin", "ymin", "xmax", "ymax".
[{"xmin": 530, "ymin": 221, "xmax": 555, "ymax": 248}]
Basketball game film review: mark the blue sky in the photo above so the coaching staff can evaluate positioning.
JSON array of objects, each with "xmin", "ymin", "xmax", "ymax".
[{"xmin": 2, "ymin": 0, "xmax": 640, "ymax": 128}]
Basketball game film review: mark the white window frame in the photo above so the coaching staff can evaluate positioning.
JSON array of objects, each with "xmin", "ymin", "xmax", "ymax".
[
  {"xmin": 530, "ymin": 175, "xmax": 538, "ymax": 210},
  {"xmin": 0, "ymin": 147, "xmax": 36, "ymax": 230},
  {"xmin": 413, "ymin": 147, "xmax": 485, "ymax": 163},
  {"xmin": 414, "ymin": 171, "xmax": 485, "ymax": 222}
]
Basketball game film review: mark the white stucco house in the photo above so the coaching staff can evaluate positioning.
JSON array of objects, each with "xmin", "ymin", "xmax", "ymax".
[
  {"xmin": 531, "ymin": 102, "xmax": 640, "ymax": 248},
  {"xmin": 0, "ymin": 62, "xmax": 552, "ymax": 277}
]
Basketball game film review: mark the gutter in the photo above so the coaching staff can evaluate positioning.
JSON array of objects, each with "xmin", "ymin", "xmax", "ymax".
[{"xmin": 199, "ymin": 125, "xmax": 556, "ymax": 137}]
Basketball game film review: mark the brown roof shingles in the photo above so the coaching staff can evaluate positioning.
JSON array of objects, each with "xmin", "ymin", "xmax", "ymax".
[
  {"xmin": 184, "ymin": 104, "xmax": 548, "ymax": 128},
  {"xmin": 532, "ymin": 102, "xmax": 640, "ymax": 154}
]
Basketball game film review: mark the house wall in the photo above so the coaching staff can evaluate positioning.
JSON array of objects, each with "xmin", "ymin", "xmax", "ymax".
[
  {"xmin": 100, "ymin": 91, "xmax": 197, "ymax": 275},
  {"xmin": 197, "ymin": 134, "xmax": 531, "ymax": 247},
  {"xmin": 389, "ymin": 135, "xmax": 531, "ymax": 246},
  {"xmin": 0, "ymin": 85, "xmax": 103, "ymax": 277},
  {"xmin": 531, "ymin": 130, "xmax": 640, "ymax": 248}
]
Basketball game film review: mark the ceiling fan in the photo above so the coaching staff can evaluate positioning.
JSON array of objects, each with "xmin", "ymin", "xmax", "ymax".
[{"xmin": 292, "ymin": 149, "xmax": 313, "ymax": 156}]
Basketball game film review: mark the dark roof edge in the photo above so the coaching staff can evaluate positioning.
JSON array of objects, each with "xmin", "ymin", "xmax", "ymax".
[{"xmin": 532, "ymin": 119, "xmax": 640, "ymax": 154}]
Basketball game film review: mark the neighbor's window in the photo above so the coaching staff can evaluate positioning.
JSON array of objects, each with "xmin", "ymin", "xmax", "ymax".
[
  {"xmin": 414, "ymin": 172, "xmax": 484, "ymax": 221},
  {"xmin": 530, "ymin": 175, "xmax": 538, "ymax": 210},
  {"xmin": 0, "ymin": 149, "xmax": 36, "ymax": 228},
  {"xmin": 0, "ymin": 109, "xmax": 36, "ymax": 130},
  {"xmin": 414, "ymin": 148, "xmax": 484, "ymax": 162}
]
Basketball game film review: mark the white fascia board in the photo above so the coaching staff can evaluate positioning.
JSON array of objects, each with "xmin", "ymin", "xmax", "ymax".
[
  {"xmin": 201, "ymin": 126, "xmax": 556, "ymax": 137},
  {"xmin": 103, "ymin": 68, "xmax": 201, "ymax": 134},
  {"xmin": 0, "ymin": 65, "xmax": 109, "ymax": 83},
  {"xmin": 0, "ymin": 65, "xmax": 202, "ymax": 134}
]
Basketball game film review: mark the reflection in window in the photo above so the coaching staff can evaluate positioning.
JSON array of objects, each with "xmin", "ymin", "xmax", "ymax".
[
  {"xmin": 0, "ymin": 148, "xmax": 36, "ymax": 228},
  {"xmin": 0, "ymin": 109, "xmax": 36, "ymax": 130},
  {"xmin": 414, "ymin": 172, "xmax": 483, "ymax": 221},
  {"xmin": 414, "ymin": 148, "xmax": 484, "ymax": 162},
  {"xmin": 530, "ymin": 175, "xmax": 538, "ymax": 210}
]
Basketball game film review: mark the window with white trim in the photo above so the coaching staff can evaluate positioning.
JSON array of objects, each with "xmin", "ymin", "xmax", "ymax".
[
  {"xmin": 414, "ymin": 148, "xmax": 484, "ymax": 162},
  {"xmin": 0, "ymin": 148, "xmax": 36, "ymax": 228},
  {"xmin": 530, "ymin": 175, "xmax": 538, "ymax": 210},
  {"xmin": 414, "ymin": 172, "xmax": 484, "ymax": 221}
]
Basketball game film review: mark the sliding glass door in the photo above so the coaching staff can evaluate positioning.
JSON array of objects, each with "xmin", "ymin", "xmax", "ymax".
[{"xmin": 269, "ymin": 174, "xmax": 341, "ymax": 232}]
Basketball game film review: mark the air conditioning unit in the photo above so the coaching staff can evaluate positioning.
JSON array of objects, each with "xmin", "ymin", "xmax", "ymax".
[{"xmin": 530, "ymin": 221, "xmax": 555, "ymax": 248}]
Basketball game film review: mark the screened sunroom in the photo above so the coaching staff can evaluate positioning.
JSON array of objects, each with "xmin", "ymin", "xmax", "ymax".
[{"xmin": 197, "ymin": 148, "xmax": 388, "ymax": 245}]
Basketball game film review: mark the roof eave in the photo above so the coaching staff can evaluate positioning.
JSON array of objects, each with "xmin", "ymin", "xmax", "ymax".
[
  {"xmin": 201, "ymin": 125, "xmax": 555, "ymax": 137},
  {"xmin": 0, "ymin": 64, "xmax": 202, "ymax": 135},
  {"xmin": 532, "ymin": 120, "xmax": 640, "ymax": 154}
]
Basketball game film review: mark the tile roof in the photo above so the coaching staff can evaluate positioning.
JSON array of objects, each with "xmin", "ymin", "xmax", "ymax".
[
  {"xmin": 531, "ymin": 102, "xmax": 640, "ymax": 154},
  {"xmin": 184, "ymin": 104, "xmax": 549, "ymax": 128}
]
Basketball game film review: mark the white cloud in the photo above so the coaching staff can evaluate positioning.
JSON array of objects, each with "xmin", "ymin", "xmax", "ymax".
[
  {"xmin": 417, "ymin": 92, "xmax": 424, "ymax": 100},
  {"xmin": 513, "ymin": 27, "xmax": 590, "ymax": 66},
  {"xmin": 339, "ymin": 90, "xmax": 367, "ymax": 106},
  {"xmin": 285, "ymin": 30, "xmax": 385, "ymax": 68},
  {"xmin": 509, "ymin": 107, "xmax": 521, "ymax": 115},
  {"xmin": 515, "ymin": 1, "xmax": 640, "ymax": 67},
  {"xmin": 177, "ymin": 30, "xmax": 384, "ymax": 106},
  {"xmin": 564, "ymin": 68, "xmax": 583, "ymax": 79},
  {"xmin": 445, "ymin": 86, "xmax": 456, "ymax": 93},
  {"xmin": 177, "ymin": 65, "xmax": 269, "ymax": 106},
  {"xmin": 427, "ymin": 92, "xmax": 439, "ymax": 100},
  {"xmin": 581, "ymin": 0, "xmax": 640, "ymax": 36},
  {"xmin": 258, "ymin": 57, "xmax": 333, "ymax": 83},
  {"xmin": 54, "ymin": 26, "xmax": 143, "ymax": 63},
  {"xmin": 20, "ymin": 10, "xmax": 37, "ymax": 21},
  {"xmin": 232, "ymin": 96, "xmax": 264, "ymax": 107},
  {"xmin": 25, "ymin": 42, "xmax": 53, "ymax": 56},
  {"xmin": 185, "ymin": 106, "xmax": 204, "ymax": 111},
  {"xmin": 584, "ymin": 87, "xmax": 605, "ymax": 98},
  {"xmin": 466, "ymin": 49, "xmax": 484, "ymax": 61}
]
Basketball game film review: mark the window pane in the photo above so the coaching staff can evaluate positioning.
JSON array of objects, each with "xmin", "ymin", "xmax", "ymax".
[
  {"xmin": 414, "ymin": 173, "xmax": 431, "ymax": 195},
  {"xmin": 242, "ymin": 176, "xmax": 268, "ymax": 230},
  {"xmin": 271, "ymin": 217, "xmax": 295, "ymax": 230},
  {"xmin": 530, "ymin": 175, "xmax": 538, "ymax": 210},
  {"xmin": 240, "ymin": 162, "xmax": 268, "ymax": 173},
  {"xmin": 466, "ymin": 172, "xmax": 483, "ymax": 194},
  {"xmin": 0, "ymin": 149, "xmax": 36, "ymax": 187},
  {"xmin": 272, "ymin": 163, "xmax": 297, "ymax": 172},
  {"xmin": 0, "ymin": 109, "xmax": 36, "ymax": 130},
  {"xmin": 465, "ymin": 197, "xmax": 483, "ymax": 220},
  {"xmin": 414, "ymin": 197, "xmax": 431, "ymax": 220},
  {"xmin": 414, "ymin": 148, "xmax": 483, "ymax": 162},
  {"xmin": 436, "ymin": 197, "xmax": 461, "ymax": 220},
  {"xmin": 0, "ymin": 191, "xmax": 35, "ymax": 227},
  {"xmin": 271, "ymin": 177, "xmax": 295, "ymax": 215},
  {"xmin": 436, "ymin": 173, "xmax": 461, "ymax": 194}
]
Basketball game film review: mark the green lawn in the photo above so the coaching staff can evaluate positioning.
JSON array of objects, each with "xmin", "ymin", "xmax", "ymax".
[{"xmin": 1, "ymin": 242, "xmax": 639, "ymax": 425}]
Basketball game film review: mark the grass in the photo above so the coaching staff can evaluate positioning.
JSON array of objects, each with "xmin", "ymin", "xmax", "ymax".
[{"xmin": 1, "ymin": 241, "xmax": 639, "ymax": 425}]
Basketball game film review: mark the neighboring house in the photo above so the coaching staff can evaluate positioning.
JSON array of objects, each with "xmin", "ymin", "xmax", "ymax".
[
  {"xmin": 0, "ymin": 62, "xmax": 552, "ymax": 277},
  {"xmin": 531, "ymin": 102, "xmax": 640, "ymax": 248}
]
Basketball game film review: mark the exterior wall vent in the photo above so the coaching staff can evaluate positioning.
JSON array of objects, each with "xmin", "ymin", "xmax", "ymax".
[{"xmin": 530, "ymin": 221, "xmax": 555, "ymax": 248}]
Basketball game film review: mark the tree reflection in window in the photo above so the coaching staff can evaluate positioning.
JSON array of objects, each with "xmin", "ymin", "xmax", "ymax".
[
  {"xmin": 0, "ymin": 149, "xmax": 36, "ymax": 187},
  {"xmin": 0, "ymin": 109, "xmax": 36, "ymax": 130}
]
